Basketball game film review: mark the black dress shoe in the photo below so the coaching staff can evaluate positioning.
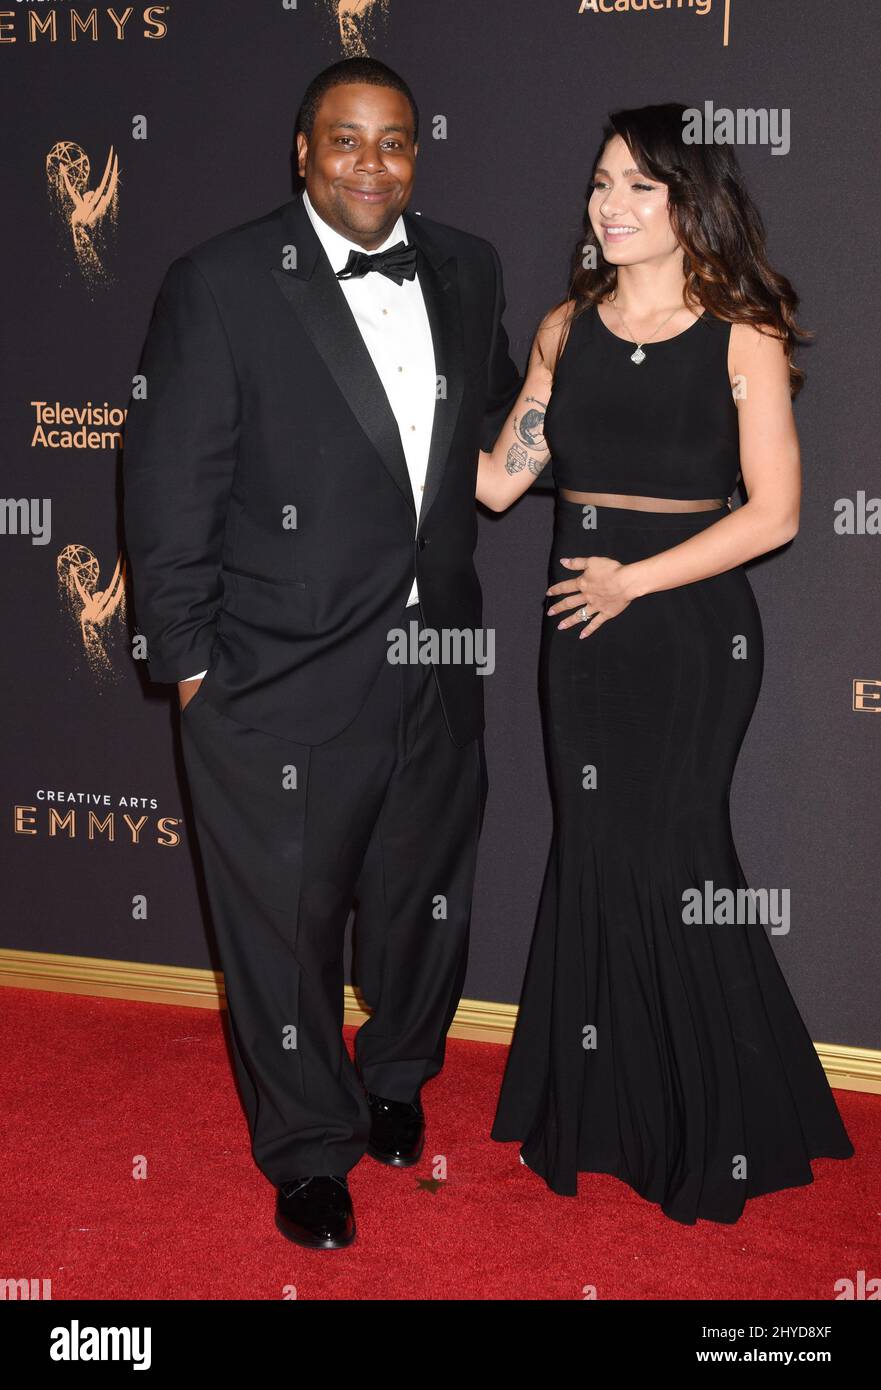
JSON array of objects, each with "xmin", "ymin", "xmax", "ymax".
[
  {"xmin": 275, "ymin": 1175, "xmax": 355, "ymax": 1249},
  {"xmin": 366, "ymin": 1091, "xmax": 425, "ymax": 1167}
]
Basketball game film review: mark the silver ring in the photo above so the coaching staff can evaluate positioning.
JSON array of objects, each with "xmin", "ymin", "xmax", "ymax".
[{"xmin": 579, "ymin": 605, "xmax": 589, "ymax": 622}]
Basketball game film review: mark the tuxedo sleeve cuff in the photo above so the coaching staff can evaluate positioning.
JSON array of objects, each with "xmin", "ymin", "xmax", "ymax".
[{"xmin": 145, "ymin": 641, "xmax": 216, "ymax": 684}]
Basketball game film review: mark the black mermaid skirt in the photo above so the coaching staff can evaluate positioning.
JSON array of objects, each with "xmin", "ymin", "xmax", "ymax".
[{"xmin": 491, "ymin": 499, "xmax": 854, "ymax": 1224}]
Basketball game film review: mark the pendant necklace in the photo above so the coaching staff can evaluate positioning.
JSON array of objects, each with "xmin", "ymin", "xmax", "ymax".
[{"xmin": 606, "ymin": 295, "xmax": 692, "ymax": 365}]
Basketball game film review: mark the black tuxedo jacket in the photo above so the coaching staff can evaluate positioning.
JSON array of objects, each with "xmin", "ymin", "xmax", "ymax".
[{"xmin": 123, "ymin": 190, "xmax": 522, "ymax": 745}]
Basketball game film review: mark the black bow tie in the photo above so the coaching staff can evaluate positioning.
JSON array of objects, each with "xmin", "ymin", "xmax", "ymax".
[{"xmin": 336, "ymin": 241, "xmax": 418, "ymax": 286}]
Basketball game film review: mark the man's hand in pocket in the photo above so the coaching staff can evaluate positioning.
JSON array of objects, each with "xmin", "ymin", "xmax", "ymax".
[{"xmin": 178, "ymin": 677, "xmax": 204, "ymax": 711}]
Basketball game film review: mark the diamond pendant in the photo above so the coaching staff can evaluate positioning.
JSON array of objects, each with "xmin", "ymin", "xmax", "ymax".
[{"xmin": 630, "ymin": 346, "xmax": 646, "ymax": 365}]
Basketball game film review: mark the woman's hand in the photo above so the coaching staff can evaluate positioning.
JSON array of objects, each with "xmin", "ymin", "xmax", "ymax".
[{"xmin": 546, "ymin": 555, "xmax": 635, "ymax": 638}]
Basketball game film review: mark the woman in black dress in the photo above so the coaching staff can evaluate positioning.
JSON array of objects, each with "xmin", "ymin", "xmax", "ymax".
[{"xmin": 477, "ymin": 104, "xmax": 854, "ymax": 1224}]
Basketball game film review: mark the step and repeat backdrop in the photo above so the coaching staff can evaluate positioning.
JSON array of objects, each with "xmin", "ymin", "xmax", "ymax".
[{"xmin": 2, "ymin": 0, "xmax": 878, "ymax": 1048}]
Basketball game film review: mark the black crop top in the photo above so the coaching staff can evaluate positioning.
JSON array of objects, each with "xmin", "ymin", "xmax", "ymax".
[{"xmin": 543, "ymin": 303, "xmax": 741, "ymax": 500}]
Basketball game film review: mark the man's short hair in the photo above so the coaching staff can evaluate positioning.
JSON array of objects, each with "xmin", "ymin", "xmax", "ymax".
[{"xmin": 296, "ymin": 56, "xmax": 419, "ymax": 143}]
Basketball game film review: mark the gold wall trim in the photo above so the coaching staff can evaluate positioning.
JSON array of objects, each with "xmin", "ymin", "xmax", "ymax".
[{"xmin": 1, "ymin": 948, "xmax": 878, "ymax": 1093}]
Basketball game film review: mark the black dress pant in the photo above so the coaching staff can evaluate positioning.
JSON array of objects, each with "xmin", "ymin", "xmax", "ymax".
[{"xmin": 180, "ymin": 603, "xmax": 487, "ymax": 1185}]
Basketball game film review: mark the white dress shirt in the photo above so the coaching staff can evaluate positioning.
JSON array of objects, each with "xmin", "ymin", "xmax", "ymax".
[{"xmin": 182, "ymin": 188, "xmax": 437, "ymax": 682}]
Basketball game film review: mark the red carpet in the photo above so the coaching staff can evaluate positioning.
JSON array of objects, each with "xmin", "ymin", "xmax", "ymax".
[{"xmin": 2, "ymin": 986, "xmax": 875, "ymax": 1300}]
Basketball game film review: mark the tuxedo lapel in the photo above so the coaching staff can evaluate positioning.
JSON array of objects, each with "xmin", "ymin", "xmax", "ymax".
[
  {"xmin": 271, "ymin": 192, "xmax": 415, "ymax": 516},
  {"xmin": 271, "ymin": 192, "xmax": 466, "ymax": 532}
]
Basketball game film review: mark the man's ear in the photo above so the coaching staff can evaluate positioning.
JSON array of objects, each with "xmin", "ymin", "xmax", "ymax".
[{"xmin": 295, "ymin": 131, "xmax": 308, "ymax": 179}]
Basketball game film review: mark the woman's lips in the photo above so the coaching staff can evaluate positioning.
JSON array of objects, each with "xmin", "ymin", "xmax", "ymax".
[{"xmin": 601, "ymin": 225, "xmax": 640, "ymax": 243}]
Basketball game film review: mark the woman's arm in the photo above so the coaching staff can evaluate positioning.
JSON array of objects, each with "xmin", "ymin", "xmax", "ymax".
[
  {"xmin": 548, "ymin": 321, "xmax": 802, "ymax": 635},
  {"xmin": 476, "ymin": 303, "xmax": 570, "ymax": 512}
]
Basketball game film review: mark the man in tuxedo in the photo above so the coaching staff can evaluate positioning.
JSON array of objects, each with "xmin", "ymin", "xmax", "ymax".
[{"xmin": 123, "ymin": 56, "xmax": 522, "ymax": 1248}]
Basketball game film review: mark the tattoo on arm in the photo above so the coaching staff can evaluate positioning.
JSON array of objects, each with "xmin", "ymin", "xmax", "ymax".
[
  {"xmin": 505, "ymin": 442, "xmax": 529, "ymax": 474},
  {"xmin": 505, "ymin": 395, "xmax": 550, "ymax": 477}
]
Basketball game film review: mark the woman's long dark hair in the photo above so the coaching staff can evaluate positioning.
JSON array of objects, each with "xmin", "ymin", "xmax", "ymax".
[{"xmin": 552, "ymin": 103, "xmax": 811, "ymax": 396}]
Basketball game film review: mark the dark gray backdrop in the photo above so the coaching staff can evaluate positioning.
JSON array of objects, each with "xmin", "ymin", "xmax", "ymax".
[{"xmin": 2, "ymin": 0, "xmax": 878, "ymax": 1048}]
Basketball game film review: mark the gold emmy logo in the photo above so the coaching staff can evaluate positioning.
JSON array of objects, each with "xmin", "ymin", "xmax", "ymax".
[
  {"xmin": 327, "ymin": 0, "xmax": 389, "ymax": 56},
  {"xmin": 56, "ymin": 544, "xmax": 127, "ymax": 679},
  {"xmin": 853, "ymin": 679, "xmax": 881, "ymax": 713},
  {"xmin": 46, "ymin": 141, "xmax": 120, "ymax": 288}
]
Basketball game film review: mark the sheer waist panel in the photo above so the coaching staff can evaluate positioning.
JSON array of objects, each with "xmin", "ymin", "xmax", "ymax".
[{"xmin": 559, "ymin": 489, "xmax": 729, "ymax": 513}]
